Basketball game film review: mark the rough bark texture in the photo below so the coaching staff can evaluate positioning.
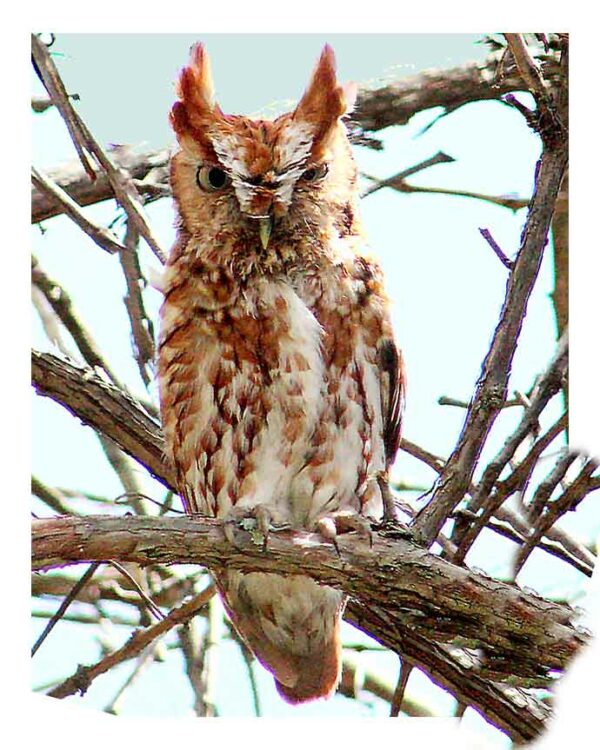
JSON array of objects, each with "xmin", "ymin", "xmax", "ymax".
[
  {"xmin": 32, "ymin": 514, "xmax": 586, "ymax": 685},
  {"xmin": 31, "ymin": 350, "xmax": 172, "ymax": 489}
]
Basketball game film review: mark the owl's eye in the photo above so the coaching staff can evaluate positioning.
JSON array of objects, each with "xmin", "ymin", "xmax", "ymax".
[
  {"xmin": 301, "ymin": 163, "xmax": 329, "ymax": 182},
  {"xmin": 196, "ymin": 165, "xmax": 231, "ymax": 192}
]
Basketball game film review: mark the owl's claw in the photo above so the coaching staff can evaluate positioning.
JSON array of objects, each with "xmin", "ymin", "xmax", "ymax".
[
  {"xmin": 222, "ymin": 506, "xmax": 277, "ymax": 552},
  {"xmin": 317, "ymin": 511, "xmax": 374, "ymax": 554}
]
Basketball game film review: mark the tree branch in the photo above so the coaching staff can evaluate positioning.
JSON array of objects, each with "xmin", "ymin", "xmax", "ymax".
[
  {"xmin": 31, "ymin": 49, "xmax": 547, "ymax": 226},
  {"xmin": 31, "ymin": 350, "xmax": 172, "ymax": 489},
  {"xmin": 412, "ymin": 40, "xmax": 569, "ymax": 546},
  {"xmin": 32, "ymin": 515, "xmax": 587, "ymax": 683}
]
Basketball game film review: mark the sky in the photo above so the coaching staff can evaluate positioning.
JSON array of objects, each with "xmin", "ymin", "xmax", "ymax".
[{"xmin": 28, "ymin": 31, "xmax": 597, "ymax": 747}]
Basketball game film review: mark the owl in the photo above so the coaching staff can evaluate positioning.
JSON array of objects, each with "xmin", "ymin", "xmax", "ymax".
[{"xmin": 158, "ymin": 43, "xmax": 404, "ymax": 704}]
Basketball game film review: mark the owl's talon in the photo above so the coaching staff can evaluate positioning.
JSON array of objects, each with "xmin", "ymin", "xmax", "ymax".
[
  {"xmin": 317, "ymin": 511, "xmax": 373, "ymax": 553},
  {"xmin": 223, "ymin": 518, "xmax": 246, "ymax": 550},
  {"xmin": 221, "ymin": 506, "xmax": 278, "ymax": 552}
]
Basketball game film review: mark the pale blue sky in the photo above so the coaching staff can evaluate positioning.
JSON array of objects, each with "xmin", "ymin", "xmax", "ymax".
[{"xmin": 30, "ymin": 34, "xmax": 588, "ymax": 740}]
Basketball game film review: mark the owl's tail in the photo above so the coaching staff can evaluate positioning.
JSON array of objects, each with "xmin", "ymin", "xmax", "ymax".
[{"xmin": 214, "ymin": 570, "xmax": 346, "ymax": 703}]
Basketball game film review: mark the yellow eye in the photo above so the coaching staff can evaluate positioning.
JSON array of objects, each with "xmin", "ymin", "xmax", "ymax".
[
  {"xmin": 196, "ymin": 165, "xmax": 231, "ymax": 192},
  {"xmin": 301, "ymin": 163, "xmax": 329, "ymax": 182}
]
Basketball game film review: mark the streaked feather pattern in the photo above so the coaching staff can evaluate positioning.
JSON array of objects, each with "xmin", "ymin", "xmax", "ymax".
[{"xmin": 159, "ymin": 42, "xmax": 404, "ymax": 703}]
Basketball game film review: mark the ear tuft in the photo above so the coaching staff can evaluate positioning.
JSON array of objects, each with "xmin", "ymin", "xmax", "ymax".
[
  {"xmin": 170, "ymin": 42, "xmax": 218, "ymax": 147},
  {"xmin": 294, "ymin": 45, "xmax": 352, "ymax": 151}
]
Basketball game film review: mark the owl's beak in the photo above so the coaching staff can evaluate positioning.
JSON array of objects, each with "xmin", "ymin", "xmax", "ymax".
[{"xmin": 258, "ymin": 216, "xmax": 273, "ymax": 250}]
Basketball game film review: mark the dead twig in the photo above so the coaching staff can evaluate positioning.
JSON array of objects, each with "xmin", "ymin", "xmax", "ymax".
[
  {"xmin": 47, "ymin": 585, "xmax": 215, "ymax": 699},
  {"xmin": 31, "ymin": 167, "xmax": 126, "ymax": 255},
  {"xmin": 32, "ymin": 562, "xmax": 101, "ymax": 656},
  {"xmin": 479, "ymin": 227, "xmax": 514, "ymax": 269},
  {"xmin": 119, "ymin": 222, "xmax": 155, "ymax": 387}
]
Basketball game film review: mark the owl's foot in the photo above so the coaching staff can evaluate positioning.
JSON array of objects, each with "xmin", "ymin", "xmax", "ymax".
[
  {"xmin": 316, "ymin": 511, "xmax": 373, "ymax": 555},
  {"xmin": 222, "ymin": 505, "xmax": 279, "ymax": 552},
  {"xmin": 376, "ymin": 471, "xmax": 401, "ymax": 524}
]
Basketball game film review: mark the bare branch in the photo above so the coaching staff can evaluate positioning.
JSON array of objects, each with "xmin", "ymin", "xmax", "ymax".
[
  {"xmin": 47, "ymin": 585, "xmax": 215, "ymax": 699},
  {"xmin": 32, "ymin": 257, "xmax": 121, "ymax": 385},
  {"xmin": 31, "ymin": 167, "xmax": 126, "ymax": 254},
  {"xmin": 119, "ymin": 223, "xmax": 156, "ymax": 387},
  {"xmin": 31, "ymin": 146, "xmax": 170, "ymax": 225},
  {"xmin": 351, "ymin": 51, "xmax": 531, "ymax": 133},
  {"xmin": 31, "ymin": 350, "xmax": 172, "ymax": 490},
  {"xmin": 413, "ymin": 132, "xmax": 568, "ymax": 546},
  {"xmin": 32, "ymin": 514, "xmax": 587, "ymax": 687},
  {"xmin": 360, "ymin": 151, "xmax": 455, "ymax": 198},
  {"xmin": 31, "ymin": 34, "xmax": 96, "ymax": 180}
]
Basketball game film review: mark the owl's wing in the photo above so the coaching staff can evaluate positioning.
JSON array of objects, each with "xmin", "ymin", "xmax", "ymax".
[{"xmin": 379, "ymin": 338, "xmax": 406, "ymax": 468}]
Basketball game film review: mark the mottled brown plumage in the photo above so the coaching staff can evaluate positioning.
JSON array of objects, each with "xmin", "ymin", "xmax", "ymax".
[{"xmin": 158, "ymin": 43, "xmax": 404, "ymax": 703}]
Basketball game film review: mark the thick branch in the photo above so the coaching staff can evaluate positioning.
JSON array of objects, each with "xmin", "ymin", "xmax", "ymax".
[
  {"xmin": 31, "ymin": 350, "xmax": 172, "ymax": 489},
  {"xmin": 348, "ymin": 607, "xmax": 550, "ymax": 743},
  {"xmin": 31, "ymin": 146, "xmax": 170, "ymax": 225},
  {"xmin": 351, "ymin": 51, "xmax": 529, "ymax": 133},
  {"xmin": 32, "ymin": 514, "xmax": 586, "ymax": 687}
]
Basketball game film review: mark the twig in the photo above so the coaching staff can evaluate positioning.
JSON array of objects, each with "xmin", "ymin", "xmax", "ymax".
[
  {"xmin": 97, "ymin": 435, "xmax": 149, "ymax": 516},
  {"xmin": 478, "ymin": 227, "xmax": 514, "ymax": 269},
  {"xmin": 32, "ymin": 96, "xmax": 54, "ymax": 113},
  {"xmin": 71, "ymin": 112, "xmax": 167, "ymax": 264},
  {"xmin": 32, "ymin": 562, "xmax": 101, "ymax": 656},
  {"xmin": 513, "ymin": 458, "xmax": 600, "ymax": 576},
  {"xmin": 400, "ymin": 438, "xmax": 445, "ymax": 473},
  {"xmin": 197, "ymin": 594, "xmax": 220, "ymax": 716},
  {"xmin": 119, "ymin": 222, "xmax": 155, "ymax": 387},
  {"xmin": 528, "ymin": 450, "xmax": 577, "ymax": 520},
  {"xmin": 178, "ymin": 617, "xmax": 212, "ymax": 716},
  {"xmin": 106, "ymin": 560, "xmax": 165, "ymax": 622},
  {"xmin": 104, "ymin": 646, "xmax": 156, "ymax": 714},
  {"xmin": 31, "ymin": 34, "xmax": 96, "ymax": 180},
  {"xmin": 32, "ymin": 257, "xmax": 121, "ymax": 384},
  {"xmin": 370, "ymin": 178, "xmax": 529, "ymax": 211},
  {"xmin": 339, "ymin": 657, "xmax": 432, "ymax": 716},
  {"xmin": 360, "ymin": 151, "xmax": 455, "ymax": 198},
  {"xmin": 48, "ymin": 585, "xmax": 215, "ymax": 699},
  {"xmin": 31, "ymin": 146, "xmax": 171, "ymax": 225},
  {"xmin": 31, "ymin": 476, "xmax": 73, "ymax": 516},
  {"xmin": 413, "ymin": 131, "xmax": 569, "ymax": 546},
  {"xmin": 31, "ymin": 285, "xmax": 72, "ymax": 357},
  {"xmin": 31, "ymin": 167, "xmax": 126, "ymax": 255},
  {"xmin": 33, "ymin": 609, "xmax": 139, "ymax": 627},
  {"xmin": 30, "ymin": 38, "xmax": 167, "ymax": 264},
  {"xmin": 504, "ymin": 34, "xmax": 549, "ymax": 105},
  {"xmin": 390, "ymin": 658, "xmax": 414, "ymax": 717},
  {"xmin": 450, "ymin": 339, "xmax": 568, "ymax": 563},
  {"xmin": 475, "ymin": 509, "xmax": 594, "ymax": 577}
]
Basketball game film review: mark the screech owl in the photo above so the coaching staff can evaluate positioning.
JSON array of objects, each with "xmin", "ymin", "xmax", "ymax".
[{"xmin": 158, "ymin": 43, "xmax": 405, "ymax": 704}]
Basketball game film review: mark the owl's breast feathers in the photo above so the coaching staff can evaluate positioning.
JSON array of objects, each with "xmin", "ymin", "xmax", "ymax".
[
  {"xmin": 158, "ymin": 238, "xmax": 403, "ymax": 704},
  {"xmin": 159, "ymin": 245, "xmax": 399, "ymax": 527}
]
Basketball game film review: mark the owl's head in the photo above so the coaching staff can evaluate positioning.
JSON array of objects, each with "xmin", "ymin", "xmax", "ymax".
[{"xmin": 169, "ymin": 43, "xmax": 359, "ymax": 250}]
